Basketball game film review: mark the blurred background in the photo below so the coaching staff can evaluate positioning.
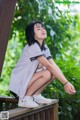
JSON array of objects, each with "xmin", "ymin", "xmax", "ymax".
[{"xmin": 0, "ymin": 0, "xmax": 80, "ymax": 119}]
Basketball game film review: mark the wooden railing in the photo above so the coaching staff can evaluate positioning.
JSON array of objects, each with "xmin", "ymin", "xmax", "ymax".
[
  {"xmin": 0, "ymin": 96, "xmax": 18, "ymax": 111},
  {"xmin": 0, "ymin": 96, "xmax": 58, "ymax": 120}
]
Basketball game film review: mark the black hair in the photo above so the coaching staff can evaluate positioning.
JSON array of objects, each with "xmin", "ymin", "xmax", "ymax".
[{"xmin": 25, "ymin": 21, "xmax": 46, "ymax": 50}]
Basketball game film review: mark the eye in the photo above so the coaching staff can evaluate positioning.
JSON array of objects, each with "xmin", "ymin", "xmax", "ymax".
[
  {"xmin": 37, "ymin": 28, "xmax": 40, "ymax": 30},
  {"xmin": 42, "ymin": 26, "xmax": 45, "ymax": 29},
  {"xmin": 41, "ymin": 24, "xmax": 44, "ymax": 27}
]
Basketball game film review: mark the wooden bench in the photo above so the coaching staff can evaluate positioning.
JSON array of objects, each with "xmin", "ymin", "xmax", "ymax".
[{"xmin": 0, "ymin": 96, "xmax": 58, "ymax": 120}]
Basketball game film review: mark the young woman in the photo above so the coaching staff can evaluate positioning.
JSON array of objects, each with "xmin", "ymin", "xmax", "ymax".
[{"xmin": 9, "ymin": 21, "xmax": 76, "ymax": 108}]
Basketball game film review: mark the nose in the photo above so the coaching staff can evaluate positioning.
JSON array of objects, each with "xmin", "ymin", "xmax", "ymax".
[{"xmin": 41, "ymin": 27, "xmax": 45, "ymax": 32}]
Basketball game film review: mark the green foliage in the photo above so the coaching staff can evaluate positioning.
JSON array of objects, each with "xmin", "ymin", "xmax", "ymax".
[
  {"xmin": 0, "ymin": 35, "xmax": 23, "ymax": 96},
  {"xmin": 0, "ymin": 0, "xmax": 80, "ymax": 120},
  {"xmin": 43, "ymin": 55, "xmax": 80, "ymax": 120}
]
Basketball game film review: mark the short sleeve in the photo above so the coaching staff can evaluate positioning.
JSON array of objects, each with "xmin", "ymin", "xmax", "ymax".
[
  {"xmin": 45, "ymin": 45, "xmax": 52, "ymax": 60},
  {"xmin": 28, "ymin": 43, "xmax": 43, "ymax": 61}
]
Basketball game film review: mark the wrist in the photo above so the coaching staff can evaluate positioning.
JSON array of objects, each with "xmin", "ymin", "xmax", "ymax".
[{"xmin": 63, "ymin": 81, "xmax": 68, "ymax": 86}]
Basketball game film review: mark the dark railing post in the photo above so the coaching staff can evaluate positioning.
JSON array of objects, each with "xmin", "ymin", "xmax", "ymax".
[{"xmin": 0, "ymin": 0, "xmax": 16, "ymax": 76}]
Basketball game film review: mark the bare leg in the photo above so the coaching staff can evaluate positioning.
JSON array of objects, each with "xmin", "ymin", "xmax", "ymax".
[
  {"xmin": 25, "ymin": 70, "xmax": 52, "ymax": 96},
  {"xmin": 34, "ymin": 76, "xmax": 55, "ymax": 95}
]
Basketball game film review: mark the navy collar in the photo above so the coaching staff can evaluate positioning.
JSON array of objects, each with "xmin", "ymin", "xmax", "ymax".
[{"xmin": 35, "ymin": 41, "xmax": 46, "ymax": 51}]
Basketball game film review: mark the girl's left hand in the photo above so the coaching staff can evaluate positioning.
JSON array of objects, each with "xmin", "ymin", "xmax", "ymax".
[{"xmin": 64, "ymin": 82, "xmax": 76, "ymax": 94}]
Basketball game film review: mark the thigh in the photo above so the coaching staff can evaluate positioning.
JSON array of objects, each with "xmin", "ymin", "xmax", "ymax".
[{"xmin": 27, "ymin": 69, "xmax": 51, "ymax": 88}]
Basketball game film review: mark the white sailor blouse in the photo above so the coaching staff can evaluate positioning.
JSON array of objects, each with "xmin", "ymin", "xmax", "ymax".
[{"xmin": 9, "ymin": 42, "xmax": 52, "ymax": 99}]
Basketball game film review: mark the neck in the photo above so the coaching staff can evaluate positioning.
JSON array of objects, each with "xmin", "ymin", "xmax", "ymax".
[
  {"xmin": 36, "ymin": 40, "xmax": 45, "ymax": 51},
  {"xmin": 38, "ymin": 41, "xmax": 43, "ymax": 46},
  {"xmin": 36, "ymin": 39, "xmax": 43, "ymax": 46}
]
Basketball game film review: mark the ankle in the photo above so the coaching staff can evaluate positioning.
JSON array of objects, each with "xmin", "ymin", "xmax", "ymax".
[
  {"xmin": 33, "ymin": 94, "xmax": 40, "ymax": 96},
  {"xmin": 24, "ymin": 95, "xmax": 32, "ymax": 99}
]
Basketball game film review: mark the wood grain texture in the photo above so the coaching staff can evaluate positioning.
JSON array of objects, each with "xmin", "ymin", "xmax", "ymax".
[{"xmin": 0, "ymin": 0, "xmax": 16, "ymax": 75}]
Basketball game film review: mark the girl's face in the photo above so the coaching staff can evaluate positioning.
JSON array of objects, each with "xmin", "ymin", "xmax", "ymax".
[{"xmin": 34, "ymin": 23, "xmax": 47, "ymax": 41}]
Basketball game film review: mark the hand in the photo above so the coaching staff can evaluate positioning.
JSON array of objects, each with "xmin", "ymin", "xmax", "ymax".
[
  {"xmin": 64, "ymin": 82, "xmax": 76, "ymax": 94},
  {"xmin": 51, "ymin": 73, "xmax": 55, "ymax": 80}
]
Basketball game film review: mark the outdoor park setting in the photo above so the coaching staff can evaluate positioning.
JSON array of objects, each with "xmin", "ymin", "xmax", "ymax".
[{"xmin": 0, "ymin": 0, "xmax": 80, "ymax": 120}]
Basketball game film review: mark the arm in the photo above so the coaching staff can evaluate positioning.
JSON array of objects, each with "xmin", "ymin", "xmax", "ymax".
[
  {"xmin": 48, "ymin": 59, "xmax": 65, "ymax": 77},
  {"xmin": 37, "ymin": 56, "xmax": 76, "ymax": 94},
  {"xmin": 38, "ymin": 56, "xmax": 67, "ymax": 84}
]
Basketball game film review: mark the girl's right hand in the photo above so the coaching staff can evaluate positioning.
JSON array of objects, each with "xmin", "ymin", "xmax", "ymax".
[{"xmin": 64, "ymin": 82, "xmax": 76, "ymax": 94}]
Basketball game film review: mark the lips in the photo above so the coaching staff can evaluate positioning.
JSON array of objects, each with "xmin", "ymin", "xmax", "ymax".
[{"xmin": 42, "ymin": 33, "xmax": 46, "ymax": 35}]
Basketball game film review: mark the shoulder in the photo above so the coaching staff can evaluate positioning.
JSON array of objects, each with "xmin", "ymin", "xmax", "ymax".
[
  {"xmin": 29, "ymin": 42, "xmax": 41, "ymax": 50},
  {"xmin": 44, "ymin": 44, "xmax": 49, "ymax": 49}
]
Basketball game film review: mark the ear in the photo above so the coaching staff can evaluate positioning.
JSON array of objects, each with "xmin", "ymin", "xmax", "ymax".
[
  {"xmin": 34, "ymin": 37, "xmax": 37, "ymax": 40},
  {"xmin": 34, "ymin": 34, "xmax": 37, "ymax": 39}
]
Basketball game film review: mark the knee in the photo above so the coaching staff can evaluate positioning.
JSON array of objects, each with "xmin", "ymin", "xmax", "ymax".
[{"xmin": 43, "ymin": 70, "xmax": 52, "ymax": 80}]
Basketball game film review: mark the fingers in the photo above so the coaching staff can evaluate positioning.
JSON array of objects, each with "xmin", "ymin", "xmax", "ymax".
[
  {"xmin": 66, "ymin": 89, "xmax": 76, "ymax": 95},
  {"xmin": 70, "ymin": 85, "xmax": 76, "ymax": 94},
  {"xmin": 64, "ymin": 83, "xmax": 76, "ymax": 95}
]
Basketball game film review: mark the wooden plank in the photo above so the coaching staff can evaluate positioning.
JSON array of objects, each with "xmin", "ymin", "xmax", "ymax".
[
  {"xmin": 40, "ymin": 111, "xmax": 45, "ymax": 120},
  {"xmin": 0, "ymin": 96, "xmax": 18, "ymax": 111},
  {"xmin": 34, "ymin": 113, "xmax": 40, "ymax": 120},
  {"xmin": 0, "ymin": 0, "xmax": 2, "ymax": 7},
  {"xmin": 28, "ymin": 115, "xmax": 34, "ymax": 120},
  {"xmin": 0, "ymin": 95, "xmax": 18, "ymax": 109},
  {"xmin": 53, "ymin": 102, "xmax": 59, "ymax": 120},
  {"xmin": 23, "ymin": 117, "xmax": 28, "ymax": 120},
  {"xmin": 0, "ymin": 102, "xmax": 3, "ymax": 111},
  {"xmin": 0, "ymin": 0, "xmax": 16, "ymax": 75},
  {"xmin": 10, "ymin": 118, "xmax": 22, "ymax": 120},
  {"xmin": 50, "ymin": 107, "xmax": 54, "ymax": 120},
  {"xmin": 0, "ymin": 96, "xmax": 18, "ymax": 102},
  {"xmin": 9, "ymin": 99, "xmax": 58, "ymax": 118},
  {"xmin": 45, "ymin": 109, "xmax": 50, "ymax": 120}
]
